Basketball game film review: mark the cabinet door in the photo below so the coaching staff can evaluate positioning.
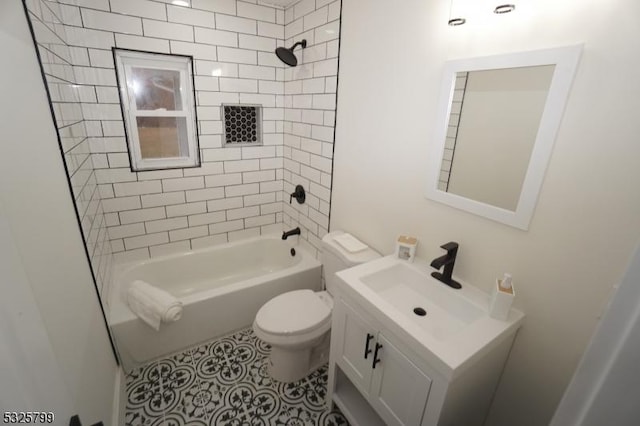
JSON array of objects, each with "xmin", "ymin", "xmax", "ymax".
[
  {"xmin": 335, "ymin": 299, "xmax": 377, "ymax": 397},
  {"xmin": 370, "ymin": 333, "xmax": 432, "ymax": 426}
]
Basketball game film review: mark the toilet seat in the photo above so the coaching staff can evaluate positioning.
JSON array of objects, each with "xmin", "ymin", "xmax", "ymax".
[{"xmin": 255, "ymin": 289, "xmax": 331, "ymax": 336}]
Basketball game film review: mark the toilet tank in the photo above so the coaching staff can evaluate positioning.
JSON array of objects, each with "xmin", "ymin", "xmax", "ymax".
[{"xmin": 321, "ymin": 231, "xmax": 381, "ymax": 295}]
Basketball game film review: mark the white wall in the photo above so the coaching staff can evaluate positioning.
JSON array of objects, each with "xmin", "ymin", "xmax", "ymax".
[
  {"xmin": 0, "ymin": 203, "xmax": 74, "ymax": 423},
  {"xmin": 331, "ymin": 0, "xmax": 640, "ymax": 425},
  {"xmin": 0, "ymin": 0, "xmax": 117, "ymax": 422},
  {"xmin": 551, "ymin": 245, "xmax": 640, "ymax": 425}
]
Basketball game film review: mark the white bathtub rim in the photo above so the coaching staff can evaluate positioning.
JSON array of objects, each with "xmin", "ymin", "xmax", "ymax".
[
  {"xmin": 112, "ymin": 232, "xmax": 291, "ymax": 299},
  {"xmin": 113, "ymin": 230, "xmax": 283, "ymax": 271},
  {"xmin": 109, "ymin": 234, "xmax": 319, "ymax": 326}
]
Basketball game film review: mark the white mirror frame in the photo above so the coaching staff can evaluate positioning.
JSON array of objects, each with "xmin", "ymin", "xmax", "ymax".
[{"xmin": 426, "ymin": 45, "xmax": 583, "ymax": 230}]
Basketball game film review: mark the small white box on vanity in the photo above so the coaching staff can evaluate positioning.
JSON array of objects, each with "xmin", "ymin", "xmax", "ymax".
[{"xmin": 395, "ymin": 235, "xmax": 417, "ymax": 262}]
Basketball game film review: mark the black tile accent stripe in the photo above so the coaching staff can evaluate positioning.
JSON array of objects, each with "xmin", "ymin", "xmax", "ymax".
[{"xmin": 20, "ymin": 0, "xmax": 119, "ymax": 365}]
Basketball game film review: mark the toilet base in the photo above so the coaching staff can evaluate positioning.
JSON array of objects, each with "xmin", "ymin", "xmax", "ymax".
[
  {"xmin": 269, "ymin": 346, "xmax": 311, "ymax": 383},
  {"xmin": 309, "ymin": 332, "xmax": 330, "ymax": 371},
  {"xmin": 268, "ymin": 333, "xmax": 331, "ymax": 383}
]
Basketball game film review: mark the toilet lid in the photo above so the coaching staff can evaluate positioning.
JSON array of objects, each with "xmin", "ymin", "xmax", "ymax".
[{"xmin": 256, "ymin": 290, "xmax": 331, "ymax": 336}]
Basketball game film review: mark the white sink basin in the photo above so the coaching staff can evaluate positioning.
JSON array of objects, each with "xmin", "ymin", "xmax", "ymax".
[
  {"xmin": 360, "ymin": 262, "xmax": 484, "ymax": 341},
  {"xmin": 336, "ymin": 255, "xmax": 524, "ymax": 378}
]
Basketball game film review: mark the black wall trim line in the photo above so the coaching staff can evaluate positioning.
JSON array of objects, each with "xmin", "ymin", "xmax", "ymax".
[
  {"xmin": 20, "ymin": 0, "xmax": 120, "ymax": 365},
  {"xmin": 327, "ymin": 1, "xmax": 344, "ymax": 234}
]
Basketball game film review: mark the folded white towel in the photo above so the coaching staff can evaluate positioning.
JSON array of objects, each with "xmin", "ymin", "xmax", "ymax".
[{"xmin": 127, "ymin": 280, "xmax": 183, "ymax": 331}]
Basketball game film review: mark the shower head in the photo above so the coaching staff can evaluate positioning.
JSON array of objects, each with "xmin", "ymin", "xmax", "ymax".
[{"xmin": 275, "ymin": 39, "xmax": 307, "ymax": 67}]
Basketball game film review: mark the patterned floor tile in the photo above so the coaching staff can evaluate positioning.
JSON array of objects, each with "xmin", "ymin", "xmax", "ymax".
[
  {"xmin": 126, "ymin": 362, "xmax": 168, "ymax": 420},
  {"xmin": 167, "ymin": 380, "xmax": 214, "ymax": 424},
  {"xmin": 276, "ymin": 366, "xmax": 329, "ymax": 412},
  {"xmin": 196, "ymin": 338, "xmax": 257, "ymax": 385},
  {"xmin": 124, "ymin": 407, "xmax": 160, "ymax": 426},
  {"xmin": 125, "ymin": 328, "xmax": 349, "ymax": 426},
  {"xmin": 244, "ymin": 356, "xmax": 276, "ymax": 389},
  {"xmin": 162, "ymin": 412, "xmax": 207, "ymax": 426},
  {"xmin": 317, "ymin": 411, "xmax": 350, "ymax": 426},
  {"xmin": 208, "ymin": 383, "xmax": 281, "ymax": 425},
  {"xmin": 154, "ymin": 359, "xmax": 197, "ymax": 388}
]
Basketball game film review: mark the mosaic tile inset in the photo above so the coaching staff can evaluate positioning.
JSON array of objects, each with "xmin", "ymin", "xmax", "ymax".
[{"xmin": 223, "ymin": 105, "xmax": 261, "ymax": 145}]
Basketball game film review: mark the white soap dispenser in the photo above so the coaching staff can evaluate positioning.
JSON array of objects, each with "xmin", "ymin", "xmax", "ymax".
[
  {"xmin": 500, "ymin": 273, "xmax": 512, "ymax": 290},
  {"xmin": 490, "ymin": 273, "xmax": 515, "ymax": 321}
]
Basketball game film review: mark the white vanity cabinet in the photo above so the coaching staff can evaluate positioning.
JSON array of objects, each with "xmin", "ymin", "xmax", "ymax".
[
  {"xmin": 333, "ymin": 298, "xmax": 432, "ymax": 426},
  {"xmin": 327, "ymin": 290, "xmax": 519, "ymax": 426}
]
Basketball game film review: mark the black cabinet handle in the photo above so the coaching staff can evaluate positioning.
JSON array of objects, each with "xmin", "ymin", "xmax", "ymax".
[
  {"xmin": 364, "ymin": 333, "xmax": 374, "ymax": 359},
  {"xmin": 372, "ymin": 343, "xmax": 382, "ymax": 369}
]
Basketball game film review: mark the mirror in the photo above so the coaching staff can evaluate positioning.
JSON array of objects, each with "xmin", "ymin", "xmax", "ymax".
[
  {"xmin": 442, "ymin": 65, "xmax": 555, "ymax": 211},
  {"xmin": 426, "ymin": 45, "xmax": 582, "ymax": 230}
]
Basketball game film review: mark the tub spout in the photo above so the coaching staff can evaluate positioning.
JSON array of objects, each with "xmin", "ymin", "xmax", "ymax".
[{"xmin": 282, "ymin": 227, "xmax": 301, "ymax": 240}]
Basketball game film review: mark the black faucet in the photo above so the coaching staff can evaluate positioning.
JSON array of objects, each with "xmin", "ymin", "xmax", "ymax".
[
  {"xmin": 290, "ymin": 185, "xmax": 306, "ymax": 204},
  {"xmin": 282, "ymin": 227, "xmax": 301, "ymax": 240},
  {"xmin": 430, "ymin": 242, "xmax": 461, "ymax": 289}
]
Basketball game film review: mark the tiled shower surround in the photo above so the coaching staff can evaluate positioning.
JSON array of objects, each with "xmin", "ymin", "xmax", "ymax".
[
  {"xmin": 26, "ymin": 0, "xmax": 115, "ymax": 301},
  {"xmin": 26, "ymin": 0, "xmax": 342, "ymax": 292}
]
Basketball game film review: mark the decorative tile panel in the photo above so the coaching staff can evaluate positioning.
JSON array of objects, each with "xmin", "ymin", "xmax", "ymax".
[{"xmin": 223, "ymin": 105, "xmax": 262, "ymax": 145}]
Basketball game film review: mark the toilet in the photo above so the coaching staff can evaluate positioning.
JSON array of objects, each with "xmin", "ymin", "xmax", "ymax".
[{"xmin": 253, "ymin": 231, "xmax": 380, "ymax": 383}]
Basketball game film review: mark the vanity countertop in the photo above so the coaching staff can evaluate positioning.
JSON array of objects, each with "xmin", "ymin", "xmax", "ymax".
[{"xmin": 336, "ymin": 255, "xmax": 524, "ymax": 380}]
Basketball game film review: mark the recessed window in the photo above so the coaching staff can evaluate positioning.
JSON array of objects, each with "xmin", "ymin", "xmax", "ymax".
[
  {"xmin": 223, "ymin": 104, "xmax": 262, "ymax": 146},
  {"xmin": 113, "ymin": 49, "xmax": 200, "ymax": 171}
]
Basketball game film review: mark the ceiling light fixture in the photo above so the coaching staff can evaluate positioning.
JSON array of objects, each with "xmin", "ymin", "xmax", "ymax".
[
  {"xmin": 448, "ymin": 0, "xmax": 467, "ymax": 26},
  {"xmin": 494, "ymin": 4, "xmax": 516, "ymax": 14}
]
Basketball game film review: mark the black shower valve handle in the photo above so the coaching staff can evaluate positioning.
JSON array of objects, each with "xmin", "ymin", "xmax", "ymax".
[{"xmin": 289, "ymin": 185, "xmax": 306, "ymax": 204}]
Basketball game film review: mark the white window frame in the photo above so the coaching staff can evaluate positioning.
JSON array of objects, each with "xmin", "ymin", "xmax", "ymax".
[{"xmin": 113, "ymin": 48, "xmax": 200, "ymax": 171}]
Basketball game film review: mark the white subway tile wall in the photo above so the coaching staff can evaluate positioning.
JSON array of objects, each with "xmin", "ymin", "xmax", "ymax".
[
  {"xmin": 26, "ymin": 0, "xmax": 114, "ymax": 305},
  {"xmin": 27, "ymin": 0, "xmax": 342, "ymax": 272},
  {"xmin": 281, "ymin": 0, "xmax": 340, "ymax": 258},
  {"xmin": 439, "ymin": 72, "xmax": 468, "ymax": 191}
]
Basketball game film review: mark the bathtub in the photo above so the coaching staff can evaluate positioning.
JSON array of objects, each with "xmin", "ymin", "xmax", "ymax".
[{"xmin": 108, "ymin": 235, "xmax": 321, "ymax": 372}]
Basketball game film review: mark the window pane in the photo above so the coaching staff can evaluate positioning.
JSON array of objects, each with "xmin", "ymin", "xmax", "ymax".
[
  {"xmin": 137, "ymin": 117, "xmax": 189, "ymax": 159},
  {"xmin": 115, "ymin": 49, "xmax": 200, "ymax": 170},
  {"xmin": 130, "ymin": 68, "xmax": 183, "ymax": 111}
]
